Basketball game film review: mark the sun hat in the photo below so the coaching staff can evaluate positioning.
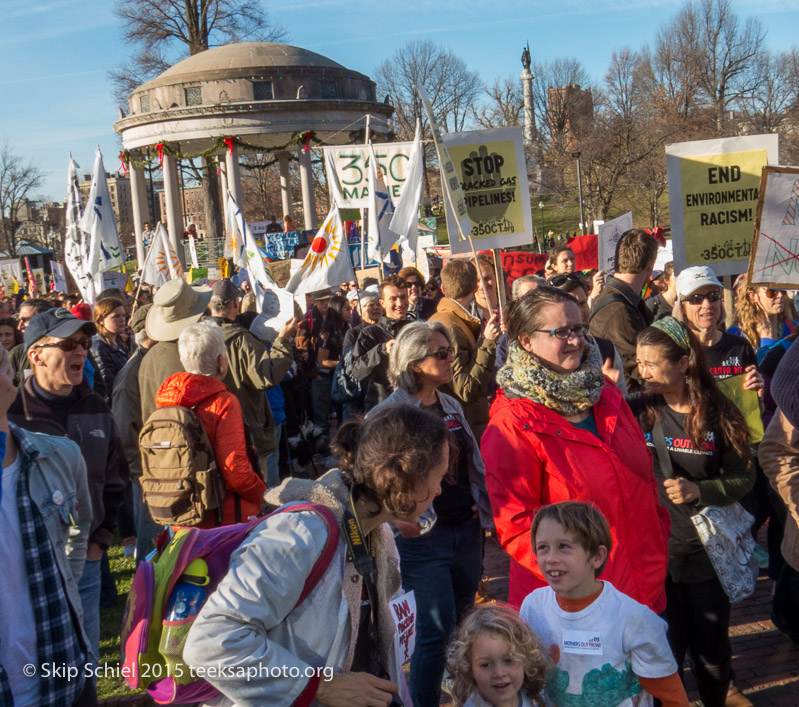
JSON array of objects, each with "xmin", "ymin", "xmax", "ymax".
[{"xmin": 145, "ymin": 279, "xmax": 212, "ymax": 342}]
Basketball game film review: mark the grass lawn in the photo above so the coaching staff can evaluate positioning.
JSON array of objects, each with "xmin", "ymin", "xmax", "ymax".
[{"xmin": 97, "ymin": 541, "xmax": 142, "ymax": 699}]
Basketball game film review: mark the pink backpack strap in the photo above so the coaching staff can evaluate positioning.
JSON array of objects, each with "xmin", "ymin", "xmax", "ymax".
[{"xmin": 270, "ymin": 503, "xmax": 341, "ymax": 609}]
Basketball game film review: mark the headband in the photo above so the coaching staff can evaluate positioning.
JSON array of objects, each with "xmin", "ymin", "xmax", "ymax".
[{"xmin": 651, "ymin": 316, "xmax": 691, "ymax": 352}]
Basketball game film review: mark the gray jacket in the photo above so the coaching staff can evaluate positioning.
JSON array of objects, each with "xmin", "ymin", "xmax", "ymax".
[
  {"xmin": 11, "ymin": 422, "xmax": 92, "ymax": 648},
  {"xmin": 372, "ymin": 387, "xmax": 494, "ymax": 531}
]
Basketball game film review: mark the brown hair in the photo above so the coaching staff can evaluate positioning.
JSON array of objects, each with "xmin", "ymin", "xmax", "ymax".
[
  {"xmin": 398, "ymin": 266, "xmax": 425, "ymax": 287},
  {"xmin": 636, "ymin": 324, "xmax": 751, "ymax": 458},
  {"xmin": 504, "ymin": 286, "xmax": 577, "ymax": 342},
  {"xmin": 93, "ymin": 297, "xmax": 126, "ymax": 340},
  {"xmin": 615, "ymin": 229, "xmax": 658, "ymax": 274},
  {"xmin": 447, "ymin": 603, "xmax": 549, "ymax": 706},
  {"xmin": 379, "ymin": 273, "xmax": 407, "ymax": 299},
  {"xmin": 547, "ymin": 244, "xmax": 574, "ymax": 269},
  {"xmin": 331, "ymin": 405, "xmax": 448, "ymax": 518},
  {"xmin": 531, "ymin": 501, "xmax": 612, "ymax": 575},
  {"xmin": 441, "ymin": 259, "xmax": 478, "ymax": 300}
]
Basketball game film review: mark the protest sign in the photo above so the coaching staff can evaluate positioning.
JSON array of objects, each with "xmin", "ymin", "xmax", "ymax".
[
  {"xmin": 389, "ymin": 591, "xmax": 416, "ymax": 665},
  {"xmin": 500, "ymin": 251, "xmax": 548, "ymax": 288},
  {"xmin": 748, "ymin": 166, "xmax": 799, "ymax": 287},
  {"xmin": 267, "ymin": 259, "xmax": 292, "ymax": 287},
  {"xmin": 32, "ymin": 268, "xmax": 46, "ymax": 294},
  {"xmin": 597, "ymin": 212, "xmax": 633, "ymax": 273},
  {"xmin": 442, "ymin": 126, "xmax": 532, "ymax": 254},
  {"xmin": 0, "ymin": 259, "xmax": 23, "ymax": 294},
  {"xmin": 249, "ymin": 287, "xmax": 299, "ymax": 344},
  {"xmin": 102, "ymin": 270, "xmax": 129, "ymax": 291},
  {"xmin": 666, "ymin": 134, "xmax": 778, "ymax": 276},
  {"xmin": 716, "ymin": 374, "xmax": 764, "ymax": 444},
  {"xmin": 324, "ymin": 142, "xmax": 416, "ymax": 208}
]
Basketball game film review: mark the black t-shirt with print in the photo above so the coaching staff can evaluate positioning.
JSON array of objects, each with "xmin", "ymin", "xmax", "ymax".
[
  {"xmin": 703, "ymin": 331, "xmax": 756, "ymax": 381},
  {"xmin": 627, "ymin": 393, "xmax": 725, "ymax": 557},
  {"xmin": 421, "ymin": 399, "xmax": 474, "ymax": 524}
]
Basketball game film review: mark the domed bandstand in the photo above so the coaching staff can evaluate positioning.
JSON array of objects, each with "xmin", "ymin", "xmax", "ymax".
[{"xmin": 114, "ymin": 42, "xmax": 394, "ymax": 265}]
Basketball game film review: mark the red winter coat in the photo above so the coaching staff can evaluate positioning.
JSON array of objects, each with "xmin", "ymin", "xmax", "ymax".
[
  {"xmin": 156, "ymin": 372, "xmax": 267, "ymax": 528},
  {"xmin": 482, "ymin": 383, "xmax": 670, "ymax": 610}
]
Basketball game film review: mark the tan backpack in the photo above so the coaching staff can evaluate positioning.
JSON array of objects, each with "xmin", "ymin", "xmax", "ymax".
[{"xmin": 139, "ymin": 406, "xmax": 226, "ymax": 527}]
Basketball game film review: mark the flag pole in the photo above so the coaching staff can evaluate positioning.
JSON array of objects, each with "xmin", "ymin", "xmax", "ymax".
[{"xmin": 130, "ymin": 222, "xmax": 160, "ymax": 315}]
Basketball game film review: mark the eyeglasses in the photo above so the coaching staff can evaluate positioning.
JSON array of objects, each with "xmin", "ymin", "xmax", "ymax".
[
  {"xmin": 533, "ymin": 324, "xmax": 589, "ymax": 340},
  {"xmin": 761, "ymin": 288, "xmax": 786, "ymax": 299},
  {"xmin": 423, "ymin": 346, "xmax": 454, "ymax": 360},
  {"xmin": 34, "ymin": 337, "xmax": 91, "ymax": 353},
  {"xmin": 681, "ymin": 290, "xmax": 722, "ymax": 305},
  {"xmin": 548, "ymin": 273, "xmax": 584, "ymax": 288},
  {"xmin": 405, "ymin": 280, "xmax": 421, "ymax": 288}
]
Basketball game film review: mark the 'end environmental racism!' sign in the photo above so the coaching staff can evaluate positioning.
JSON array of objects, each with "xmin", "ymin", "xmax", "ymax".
[
  {"xmin": 442, "ymin": 126, "xmax": 533, "ymax": 254},
  {"xmin": 666, "ymin": 134, "xmax": 778, "ymax": 276}
]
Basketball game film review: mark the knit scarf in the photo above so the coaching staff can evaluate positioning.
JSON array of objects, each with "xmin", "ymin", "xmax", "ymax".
[{"xmin": 497, "ymin": 339, "xmax": 605, "ymax": 416}]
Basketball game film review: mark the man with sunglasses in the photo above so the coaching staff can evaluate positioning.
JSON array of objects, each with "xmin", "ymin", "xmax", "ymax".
[{"xmin": 8, "ymin": 308, "xmax": 129, "ymax": 666}]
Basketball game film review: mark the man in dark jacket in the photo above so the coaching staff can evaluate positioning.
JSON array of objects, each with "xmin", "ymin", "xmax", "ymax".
[
  {"xmin": 8, "ymin": 308, "xmax": 130, "ymax": 663},
  {"xmin": 589, "ymin": 229, "xmax": 658, "ymax": 391},
  {"xmin": 208, "ymin": 279, "xmax": 296, "ymax": 479},
  {"xmin": 351, "ymin": 274, "xmax": 410, "ymax": 411}
]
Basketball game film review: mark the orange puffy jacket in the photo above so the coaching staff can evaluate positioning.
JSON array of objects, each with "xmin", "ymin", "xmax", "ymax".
[
  {"xmin": 156, "ymin": 372, "xmax": 267, "ymax": 527},
  {"xmin": 482, "ymin": 383, "xmax": 670, "ymax": 611}
]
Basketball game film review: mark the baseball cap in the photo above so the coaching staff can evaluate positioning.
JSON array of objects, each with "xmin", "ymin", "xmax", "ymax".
[
  {"xmin": 211, "ymin": 279, "xmax": 243, "ymax": 301},
  {"xmin": 676, "ymin": 266, "xmax": 723, "ymax": 298},
  {"xmin": 24, "ymin": 308, "xmax": 97, "ymax": 353}
]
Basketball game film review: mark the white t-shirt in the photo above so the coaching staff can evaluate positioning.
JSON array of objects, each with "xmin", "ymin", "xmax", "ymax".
[
  {"xmin": 0, "ymin": 455, "xmax": 40, "ymax": 706},
  {"xmin": 520, "ymin": 582, "xmax": 676, "ymax": 707}
]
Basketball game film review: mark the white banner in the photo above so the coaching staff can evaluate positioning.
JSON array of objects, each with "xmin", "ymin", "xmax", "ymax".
[
  {"xmin": 324, "ymin": 142, "xmax": 416, "ymax": 208},
  {"xmin": 441, "ymin": 126, "xmax": 531, "ymax": 254},
  {"xmin": 0, "ymin": 259, "xmax": 22, "ymax": 295},
  {"xmin": 597, "ymin": 212, "xmax": 633, "ymax": 273},
  {"xmin": 50, "ymin": 261, "xmax": 68, "ymax": 293}
]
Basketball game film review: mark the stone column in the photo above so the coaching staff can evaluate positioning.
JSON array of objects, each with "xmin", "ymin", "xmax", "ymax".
[
  {"xmin": 225, "ymin": 143, "xmax": 243, "ymax": 208},
  {"xmin": 278, "ymin": 152, "xmax": 293, "ymax": 220},
  {"xmin": 162, "ymin": 152, "xmax": 186, "ymax": 269},
  {"xmin": 521, "ymin": 65, "xmax": 535, "ymax": 149},
  {"xmin": 298, "ymin": 146, "xmax": 317, "ymax": 230},
  {"xmin": 128, "ymin": 154, "xmax": 148, "ymax": 266}
]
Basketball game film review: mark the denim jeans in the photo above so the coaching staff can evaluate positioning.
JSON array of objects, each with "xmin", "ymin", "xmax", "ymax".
[
  {"xmin": 266, "ymin": 423, "xmax": 284, "ymax": 488},
  {"xmin": 132, "ymin": 479, "xmax": 164, "ymax": 564},
  {"xmin": 311, "ymin": 375, "xmax": 333, "ymax": 437},
  {"xmin": 78, "ymin": 558, "xmax": 101, "ymax": 664},
  {"xmin": 395, "ymin": 517, "xmax": 483, "ymax": 707}
]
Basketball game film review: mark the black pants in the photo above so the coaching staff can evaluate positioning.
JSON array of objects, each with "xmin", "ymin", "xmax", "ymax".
[
  {"xmin": 772, "ymin": 561, "xmax": 799, "ymax": 643},
  {"xmin": 665, "ymin": 575, "xmax": 731, "ymax": 707}
]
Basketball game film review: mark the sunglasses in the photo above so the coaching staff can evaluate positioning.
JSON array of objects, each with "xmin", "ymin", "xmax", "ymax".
[
  {"xmin": 548, "ymin": 273, "xmax": 584, "ymax": 288},
  {"xmin": 681, "ymin": 290, "xmax": 722, "ymax": 305},
  {"xmin": 424, "ymin": 346, "xmax": 454, "ymax": 360},
  {"xmin": 761, "ymin": 288, "xmax": 786, "ymax": 299},
  {"xmin": 34, "ymin": 337, "xmax": 91, "ymax": 353},
  {"xmin": 534, "ymin": 324, "xmax": 589, "ymax": 340}
]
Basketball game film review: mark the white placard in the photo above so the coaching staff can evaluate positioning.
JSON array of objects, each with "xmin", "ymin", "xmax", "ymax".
[
  {"xmin": 249, "ymin": 288, "xmax": 298, "ymax": 344},
  {"xmin": 597, "ymin": 212, "xmax": 633, "ymax": 273},
  {"xmin": 389, "ymin": 591, "xmax": 416, "ymax": 665}
]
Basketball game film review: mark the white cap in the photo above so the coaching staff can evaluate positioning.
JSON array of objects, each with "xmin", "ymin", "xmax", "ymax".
[
  {"xmin": 676, "ymin": 266, "xmax": 723, "ymax": 298},
  {"xmin": 345, "ymin": 289, "xmax": 360, "ymax": 303}
]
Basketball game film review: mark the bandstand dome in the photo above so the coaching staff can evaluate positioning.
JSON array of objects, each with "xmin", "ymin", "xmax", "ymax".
[{"xmin": 114, "ymin": 41, "xmax": 394, "ymax": 151}]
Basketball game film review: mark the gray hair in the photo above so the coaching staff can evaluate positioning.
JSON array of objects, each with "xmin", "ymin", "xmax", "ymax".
[
  {"xmin": 388, "ymin": 320, "xmax": 452, "ymax": 393},
  {"xmin": 178, "ymin": 320, "xmax": 227, "ymax": 375},
  {"xmin": 512, "ymin": 274, "xmax": 545, "ymax": 299}
]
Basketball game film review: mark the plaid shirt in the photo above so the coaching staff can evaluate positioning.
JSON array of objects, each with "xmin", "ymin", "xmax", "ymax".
[{"xmin": 0, "ymin": 433, "xmax": 85, "ymax": 706}]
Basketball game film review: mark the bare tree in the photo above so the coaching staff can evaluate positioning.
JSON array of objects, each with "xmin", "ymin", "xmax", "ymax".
[
  {"xmin": 0, "ymin": 142, "xmax": 43, "ymax": 257},
  {"xmin": 736, "ymin": 50, "xmax": 797, "ymax": 134},
  {"xmin": 473, "ymin": 77, "xmax": 522, "ymax": 129},
  {"xmin": 111, "ymin": 0, "xmax": 286, "ymax": 244}
]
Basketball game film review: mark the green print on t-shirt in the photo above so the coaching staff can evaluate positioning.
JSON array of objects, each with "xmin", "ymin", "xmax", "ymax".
[{"xmin": 548, "ymin": 661, "xmax": 641, "ymax": 706}]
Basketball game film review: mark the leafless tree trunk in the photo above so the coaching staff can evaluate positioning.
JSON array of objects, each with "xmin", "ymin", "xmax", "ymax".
[
  {"xmin": 473, "ymin": 77, "xmax": 523, "ymax": 129},
  {"xmin": 0, "ymin": 142, "xmax": 43, "ymax": 257}
]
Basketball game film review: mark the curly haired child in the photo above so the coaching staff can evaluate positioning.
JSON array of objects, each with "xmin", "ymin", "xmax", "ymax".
[{"xmin": 447, "ymin": 603, "xmax": 548, "ymax": 707}]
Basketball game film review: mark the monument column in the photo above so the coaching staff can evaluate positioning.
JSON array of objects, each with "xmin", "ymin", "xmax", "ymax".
[
  {"xmin": 278, "ymin": 152, "xmax": 293, "ymax": 220},
  {"xmin": 162, "ymin": 152, "xmax": 186, "ymax": 269},
  {"xmin": 520, "ymin": 42, "xmax": 535, "ymax": 149},
  {"xmin": 225, "ymin": 143, "xmax": 244, "ymax": 207},
  {"xmin": 298, "ymin": 145, "xmax": 317, "ymax": 230},
  {"xmin": 128, "ymin": 152, "xmax": 148, "ymax": 266}
]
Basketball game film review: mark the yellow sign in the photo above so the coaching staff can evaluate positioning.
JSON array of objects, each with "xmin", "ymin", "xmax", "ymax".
[
  {"xmin": 680, "ymin": 149, "xmax": 766, "ymax": 265},
  {"xmin": 716, "ymin": 374, "xmax": 764, "ymax": 445},
  {"xmin": 441, "ymin": 126, "xmax": 533, "ymax": 254}
]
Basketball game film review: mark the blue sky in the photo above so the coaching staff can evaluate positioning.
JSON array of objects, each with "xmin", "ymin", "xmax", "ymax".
[{"xmin": 1, "ymin": 0, "xmax": 797, "ymax": 203}]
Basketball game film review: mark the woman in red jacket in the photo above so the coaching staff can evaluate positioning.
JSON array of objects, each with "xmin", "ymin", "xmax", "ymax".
[
  {"xmin": 482, "ymin": 286, "xmax": 670, "ymax": 609},
  {"xmin": 156, "ymin": 320, "xmax": 266, "ymax": 527}
]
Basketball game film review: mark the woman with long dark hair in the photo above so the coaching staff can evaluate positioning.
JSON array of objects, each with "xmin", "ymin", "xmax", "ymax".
[
  {"xmin": 629, "ymin": 317, "xmax": 754, "ymax": 707},
  {"xmin": 313, "ymin": 294, "xmax": 351, "ymax": 438}
]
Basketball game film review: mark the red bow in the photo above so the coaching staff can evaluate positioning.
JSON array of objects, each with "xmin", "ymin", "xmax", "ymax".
[
  {"xmin": 301, "ymin": 131, "xmax": 313, "ymax": 153},
  {"xmin": 156, "ymin": 143, "xmax": 164, "ymax": 165},
  {"xmin": 224, "ymin": 136, "xmax": 235, "ymax": 155},
  {"xmin": 646, "ymin": 227, "xmax": 666, "ymax": 247},
  {"xmin": 118, "ymin": 151, "xmax": 128, "ymax": 176}
]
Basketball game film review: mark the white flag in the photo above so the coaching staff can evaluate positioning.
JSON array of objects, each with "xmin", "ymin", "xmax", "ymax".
[
  {"xmin": 79, "ymin": 148, "xmax": 126, "ymax": 276},
  {"xmin": 285, "ymin": 207, "xmax": 355, "ymax": 297},
  {"xmin": 367, "ymin": 145, "xmax": 400, "ymax": 263},
  {"xmin": 64, "ymin": 156, "xmax": 97, "ymax": 303},
  {"xmin": 141, "ymin": 223, "xmax": 183, "ymax": 287},
  {"xmin": 390, "ymin": 122, "xmax": 424, "ymax": 251}
]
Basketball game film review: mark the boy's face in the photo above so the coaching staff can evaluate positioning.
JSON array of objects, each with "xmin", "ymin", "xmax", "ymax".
[{"xmin": 533, "ymin": 518, "xmax": 606, "ymax": 600}]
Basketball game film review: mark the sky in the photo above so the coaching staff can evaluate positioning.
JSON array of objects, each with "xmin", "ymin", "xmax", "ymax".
[{"xmin": 1, "ymin": 0, "xmax": 798, "ymax": 204}]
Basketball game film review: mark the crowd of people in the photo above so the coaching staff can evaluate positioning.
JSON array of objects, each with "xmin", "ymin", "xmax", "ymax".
[{"xmin": 1, "ymin": 226, "xmax": 799, "ymax": 707}]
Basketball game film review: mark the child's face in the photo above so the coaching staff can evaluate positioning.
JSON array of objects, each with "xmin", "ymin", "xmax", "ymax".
[
  {"xmin": 533, "ymin": 518, "xmax": 606, "ymax": 600},
  {"xmin": 470, "ymin": 631, "xmax": 525, "ymax": 707}
]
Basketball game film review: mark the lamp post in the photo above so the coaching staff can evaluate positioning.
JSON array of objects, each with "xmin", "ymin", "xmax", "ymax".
[
  {"xmin": 538, "ymin": 201, "xmax": 545, "ymax": 253},
  {"xmin": 571, "ymin": 151, "xmax": 585, "ymax": 235}
]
